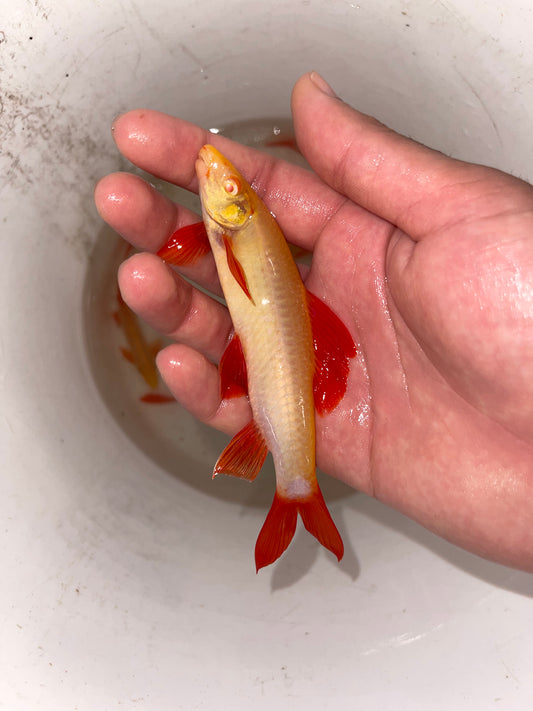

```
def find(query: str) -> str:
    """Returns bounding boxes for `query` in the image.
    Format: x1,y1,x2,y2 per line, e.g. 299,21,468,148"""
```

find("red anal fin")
157,222,211,266
223,235,254,303
255,485,344,572
306,290,357,415
219,333,248,399
214,420,268,481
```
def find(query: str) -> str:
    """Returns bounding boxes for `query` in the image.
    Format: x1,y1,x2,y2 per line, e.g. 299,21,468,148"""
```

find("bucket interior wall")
2,1,533,709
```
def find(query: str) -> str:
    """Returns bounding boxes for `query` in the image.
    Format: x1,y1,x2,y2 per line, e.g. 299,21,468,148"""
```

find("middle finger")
118,251,232,363
95,171,222,294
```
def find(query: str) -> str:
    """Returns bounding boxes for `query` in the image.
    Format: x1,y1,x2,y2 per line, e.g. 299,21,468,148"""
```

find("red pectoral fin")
219,333,248,399
306,290,357,415
223,235,254,303
213,420,268,481
157,222,211,266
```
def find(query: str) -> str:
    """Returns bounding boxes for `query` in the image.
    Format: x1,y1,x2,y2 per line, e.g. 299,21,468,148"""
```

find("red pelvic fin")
255,486,344,571
219,333,248,399
306,290,357,415
223,235,254,303
214,420,268,482
157,222,211,266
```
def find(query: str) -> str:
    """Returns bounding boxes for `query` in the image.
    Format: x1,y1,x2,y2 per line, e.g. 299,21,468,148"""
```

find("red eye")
224,177,241,195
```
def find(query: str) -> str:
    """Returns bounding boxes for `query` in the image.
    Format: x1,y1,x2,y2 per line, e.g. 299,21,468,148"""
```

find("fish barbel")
193,145,355,571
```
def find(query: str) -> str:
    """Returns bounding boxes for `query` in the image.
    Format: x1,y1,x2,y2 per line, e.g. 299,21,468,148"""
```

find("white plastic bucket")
2,1,533,708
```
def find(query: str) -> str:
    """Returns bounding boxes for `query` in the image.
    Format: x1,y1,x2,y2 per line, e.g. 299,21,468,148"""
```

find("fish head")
196,145,254,230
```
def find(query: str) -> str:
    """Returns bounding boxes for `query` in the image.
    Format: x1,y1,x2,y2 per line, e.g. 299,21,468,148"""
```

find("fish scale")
220,240,316,493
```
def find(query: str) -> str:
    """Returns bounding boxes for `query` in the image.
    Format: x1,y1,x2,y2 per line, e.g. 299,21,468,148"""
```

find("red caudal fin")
255,486,344,571
214,420,268,482
255,491,298,571
298,487,344,562
157,222,211,266
219,333,248,399
306,290,357,415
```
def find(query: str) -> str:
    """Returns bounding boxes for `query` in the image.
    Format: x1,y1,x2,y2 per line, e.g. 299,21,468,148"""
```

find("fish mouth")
195,144,222,193
195,145,223,223
196,144,228,174
195,143,231,205
195,145,210,186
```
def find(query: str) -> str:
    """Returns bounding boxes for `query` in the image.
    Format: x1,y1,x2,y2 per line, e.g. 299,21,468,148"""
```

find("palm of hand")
308,177,533,563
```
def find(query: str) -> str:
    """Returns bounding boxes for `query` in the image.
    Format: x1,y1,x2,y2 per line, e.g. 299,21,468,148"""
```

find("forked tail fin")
255,486,344,572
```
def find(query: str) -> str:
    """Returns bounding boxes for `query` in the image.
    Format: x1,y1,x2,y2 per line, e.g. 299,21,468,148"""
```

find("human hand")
94,72,533,571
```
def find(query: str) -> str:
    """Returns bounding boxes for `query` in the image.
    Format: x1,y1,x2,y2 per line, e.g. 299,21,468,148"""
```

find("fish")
114,242,175,404
114,288,160,390
160,145,356,570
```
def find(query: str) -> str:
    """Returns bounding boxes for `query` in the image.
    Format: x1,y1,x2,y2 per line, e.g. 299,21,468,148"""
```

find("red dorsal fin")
157,222,211,266
219,333,248,399
306,290,357,415
255,485,344,571
213,420,268,481
223,235,254,303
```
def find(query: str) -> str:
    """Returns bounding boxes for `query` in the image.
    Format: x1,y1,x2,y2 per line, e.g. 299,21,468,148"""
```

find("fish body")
197,146,316,502
193,145,355,570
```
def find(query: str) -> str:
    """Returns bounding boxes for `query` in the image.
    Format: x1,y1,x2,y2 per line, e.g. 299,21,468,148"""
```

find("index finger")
111,109,346,249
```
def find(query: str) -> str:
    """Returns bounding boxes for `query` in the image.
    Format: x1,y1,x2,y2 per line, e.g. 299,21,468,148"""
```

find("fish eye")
223,176,241,195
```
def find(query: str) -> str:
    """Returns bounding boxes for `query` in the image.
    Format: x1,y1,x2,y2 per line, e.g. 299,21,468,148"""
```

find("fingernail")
309,71,337,98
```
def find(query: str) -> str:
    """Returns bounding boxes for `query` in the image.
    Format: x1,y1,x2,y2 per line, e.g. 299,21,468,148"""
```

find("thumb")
291,72,513,241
